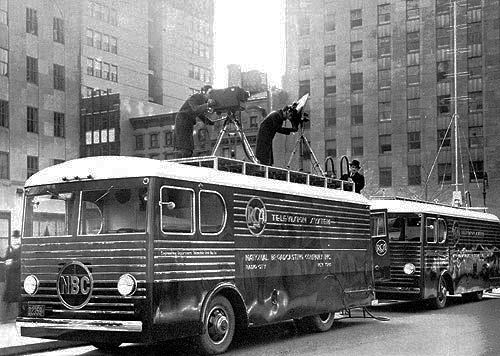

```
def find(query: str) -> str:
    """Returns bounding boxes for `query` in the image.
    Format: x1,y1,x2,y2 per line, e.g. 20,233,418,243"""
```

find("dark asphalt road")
33,293,500,356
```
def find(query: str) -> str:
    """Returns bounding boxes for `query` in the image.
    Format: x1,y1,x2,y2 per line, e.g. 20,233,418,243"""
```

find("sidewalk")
0,320,85,356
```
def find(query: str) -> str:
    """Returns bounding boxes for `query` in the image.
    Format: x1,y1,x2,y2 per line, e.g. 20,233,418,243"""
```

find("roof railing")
169,156,355,192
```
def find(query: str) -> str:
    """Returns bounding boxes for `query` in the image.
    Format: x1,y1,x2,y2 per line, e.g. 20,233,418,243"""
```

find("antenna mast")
451,0,462,206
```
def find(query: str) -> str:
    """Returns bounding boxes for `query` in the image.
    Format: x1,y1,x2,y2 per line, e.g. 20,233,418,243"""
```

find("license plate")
27,304,45,317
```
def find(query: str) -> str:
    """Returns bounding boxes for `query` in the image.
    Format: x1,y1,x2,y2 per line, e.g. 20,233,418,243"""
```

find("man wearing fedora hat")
341,159,365,193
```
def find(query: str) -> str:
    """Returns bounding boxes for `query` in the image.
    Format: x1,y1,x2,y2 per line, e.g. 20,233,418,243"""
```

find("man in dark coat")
341,159,365,193
255,108,298,165
174,85,215,158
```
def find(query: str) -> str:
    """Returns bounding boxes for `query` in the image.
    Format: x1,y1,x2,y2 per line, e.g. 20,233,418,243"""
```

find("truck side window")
160,186,194,234
199,191,226,234
438,219,447,243
371,213,386,237
426,217,436,243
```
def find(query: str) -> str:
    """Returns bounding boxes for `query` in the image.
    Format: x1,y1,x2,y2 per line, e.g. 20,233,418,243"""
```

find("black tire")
430,276,448,309
91,342,122,353
300,312,335,333
463,290,484,302
197,295,235,355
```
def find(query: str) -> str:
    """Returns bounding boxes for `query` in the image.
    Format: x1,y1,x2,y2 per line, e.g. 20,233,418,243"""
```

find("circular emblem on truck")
246,197,267,236
375,239,388,256
57,261,93,309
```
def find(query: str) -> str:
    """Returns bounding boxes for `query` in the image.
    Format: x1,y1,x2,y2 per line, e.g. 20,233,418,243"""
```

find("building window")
27,155,38,178
109,8,118,26
380,167,392,187
408,131,421,150
438,163,452,184
94,59,102,78
94,31,102,50
0,99,7,128
249,115,258,128
379,134,392,154
469,126,483,147
86,28,93,46
26,7,38,35
0,0,7,25
467,22,482,45
378,36,391,57
110,65,118,82
408,98,420,119
408,165,421,185
102,62,110,80
468,92,483,112
0,151,8,179
325,139,336,157
165,131,173,146
86,58,94,76
325,12,335,31
0,47,7,76
27,106,38,133
299,48,310,66
351,9,362,28
53,64,65,91
437,61,450,82
324,76,336,96
299,80,310,97
53,17,64,44
110,37,117,54
436,28,450,47
102,34,109,51
352,137,363,156
351,105,363,125
54,112,65,138
406,0,420,19
378,4,391,24
378,69,391,89
325,107,336,127
26,56,38,84
298,16,310,36
407,32,420,52
407,65,420,85
351,41,363,61
351,72,363,92
437,95,450,114
150,133,159,148
135,135,144,150
437,129,451,148
324,45,336,64
469,160,484,181
379,101,391,122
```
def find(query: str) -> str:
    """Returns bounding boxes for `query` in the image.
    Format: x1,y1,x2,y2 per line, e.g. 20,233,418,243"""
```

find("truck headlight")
403,263,415,275
24,275,39,295
117,274,137,296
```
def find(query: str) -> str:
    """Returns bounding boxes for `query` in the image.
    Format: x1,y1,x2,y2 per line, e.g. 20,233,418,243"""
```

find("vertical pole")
453,1,459,194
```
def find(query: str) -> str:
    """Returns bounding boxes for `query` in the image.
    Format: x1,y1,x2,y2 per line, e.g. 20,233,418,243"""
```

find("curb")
1,341,88,356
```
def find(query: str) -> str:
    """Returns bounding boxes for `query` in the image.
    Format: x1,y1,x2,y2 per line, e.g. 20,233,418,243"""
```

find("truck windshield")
23,184,149,237
79,187,148,235
24,191,76,237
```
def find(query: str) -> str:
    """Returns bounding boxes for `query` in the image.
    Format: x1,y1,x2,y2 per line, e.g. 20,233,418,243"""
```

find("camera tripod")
286,121,325,176
211,110,259,164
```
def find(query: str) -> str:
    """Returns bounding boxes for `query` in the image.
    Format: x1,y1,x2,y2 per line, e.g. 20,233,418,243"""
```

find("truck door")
371,211,390,280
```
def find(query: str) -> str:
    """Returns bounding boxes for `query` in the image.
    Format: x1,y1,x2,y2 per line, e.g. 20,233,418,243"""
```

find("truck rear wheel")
197,295,235,355
300,312,335,332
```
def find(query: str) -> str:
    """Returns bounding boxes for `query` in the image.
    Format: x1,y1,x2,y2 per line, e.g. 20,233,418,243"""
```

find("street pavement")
0,320,86,356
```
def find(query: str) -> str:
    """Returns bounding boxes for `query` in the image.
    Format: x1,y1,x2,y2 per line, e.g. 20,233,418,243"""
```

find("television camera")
207,86,257,163
208,86,250,113
284,93,309,130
